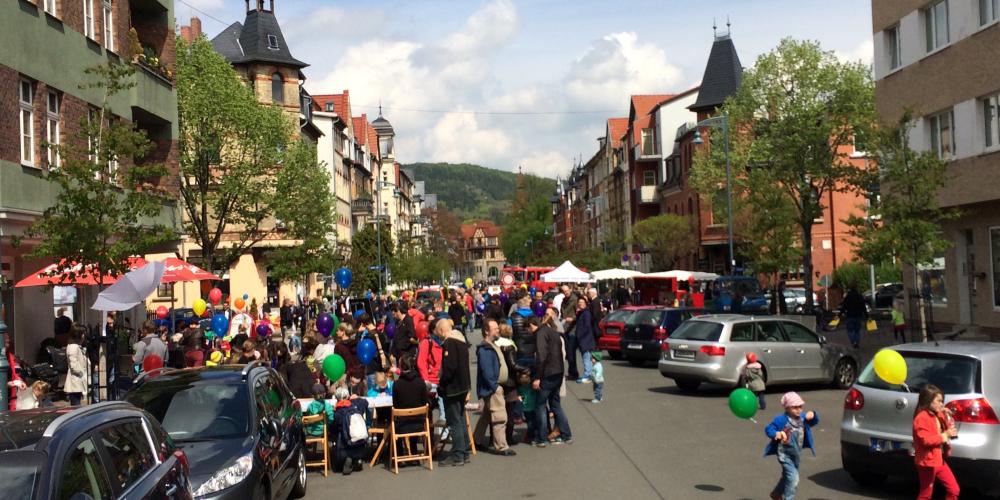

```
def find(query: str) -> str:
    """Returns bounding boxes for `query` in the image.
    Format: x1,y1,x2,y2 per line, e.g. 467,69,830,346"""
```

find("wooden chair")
368,406,389,468
302,412,329,476
389,405,433,474
464,392,477,456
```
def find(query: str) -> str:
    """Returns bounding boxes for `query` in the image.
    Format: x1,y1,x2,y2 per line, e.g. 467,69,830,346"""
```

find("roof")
628,94,674,145
352,116,368,146
607,118,629,148
210,9,308,69
367,121,379,152
313,92,350,117
371,113,394,135
460,221,500,239
689,35,742,112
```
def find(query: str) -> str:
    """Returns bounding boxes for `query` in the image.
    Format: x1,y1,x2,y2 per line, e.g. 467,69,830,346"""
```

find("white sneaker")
576,378,592,384
591,399,602,404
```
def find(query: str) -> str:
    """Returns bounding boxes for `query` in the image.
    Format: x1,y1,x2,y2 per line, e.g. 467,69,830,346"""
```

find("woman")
912,384,960,499
333,323,360,377
392,354,429,435
574,297,596,384
357,314,389,389
65,327,91,406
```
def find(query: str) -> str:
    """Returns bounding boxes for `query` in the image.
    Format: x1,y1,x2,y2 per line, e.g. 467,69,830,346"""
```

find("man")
529,316,572,446
560,285,581,380
132,320,168,369
437,319,472,466
182,319,205,367
279,298,294,337
587,288,604,334
473,318,514,456
509,294,536,368
464,291,475,334
551,285,567,318
54,308,73,341
613,284,631,309
448,294,466,336
391,301,418,362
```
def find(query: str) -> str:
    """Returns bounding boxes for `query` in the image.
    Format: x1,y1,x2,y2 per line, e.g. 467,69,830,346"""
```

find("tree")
175,36,290,274
501,173,553,265
266,140,338,283
392,243,450,287
347,224,394,294
630,214,699,271
23,60,174,285
845,115,957,341
691,38,876,311
423,206,463,272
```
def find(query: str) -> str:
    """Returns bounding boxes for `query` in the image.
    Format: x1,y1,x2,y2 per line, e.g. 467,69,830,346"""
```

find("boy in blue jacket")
763,392,819,500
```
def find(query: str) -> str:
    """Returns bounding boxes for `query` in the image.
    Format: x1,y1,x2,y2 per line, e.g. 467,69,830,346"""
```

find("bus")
632,270,718,307
500,266,558,292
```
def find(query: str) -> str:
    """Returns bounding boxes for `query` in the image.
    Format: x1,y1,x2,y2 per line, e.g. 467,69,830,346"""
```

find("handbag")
827,317,841,328
866,319,878,332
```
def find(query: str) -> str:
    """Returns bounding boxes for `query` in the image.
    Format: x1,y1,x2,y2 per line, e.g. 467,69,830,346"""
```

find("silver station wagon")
841,342,1000,496
657,314,859,392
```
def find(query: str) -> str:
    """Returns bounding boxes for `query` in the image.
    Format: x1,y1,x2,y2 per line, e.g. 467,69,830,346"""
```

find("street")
303,325,980,500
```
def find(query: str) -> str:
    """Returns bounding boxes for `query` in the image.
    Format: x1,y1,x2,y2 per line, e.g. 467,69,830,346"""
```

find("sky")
177,0,875,178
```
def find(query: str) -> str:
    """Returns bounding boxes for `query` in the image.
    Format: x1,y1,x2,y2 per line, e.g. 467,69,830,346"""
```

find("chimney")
180,17,203,44
256,0,265,12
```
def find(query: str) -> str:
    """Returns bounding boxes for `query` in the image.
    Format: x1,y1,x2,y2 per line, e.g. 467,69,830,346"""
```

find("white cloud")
519,151,572,179
423,113,513,164
835,39,874,65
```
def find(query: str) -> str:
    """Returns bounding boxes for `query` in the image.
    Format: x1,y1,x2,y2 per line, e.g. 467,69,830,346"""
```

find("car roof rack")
43,401,133,438
133,366,179,385
241,360,266,379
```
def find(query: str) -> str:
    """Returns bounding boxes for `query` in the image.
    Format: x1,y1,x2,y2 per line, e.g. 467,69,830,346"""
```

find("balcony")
351,197,373,215
635,185,658,205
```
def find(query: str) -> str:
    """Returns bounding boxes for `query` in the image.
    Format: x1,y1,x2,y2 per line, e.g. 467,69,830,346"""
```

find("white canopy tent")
540,261,594,283
591,268,644,281
640,270,719,282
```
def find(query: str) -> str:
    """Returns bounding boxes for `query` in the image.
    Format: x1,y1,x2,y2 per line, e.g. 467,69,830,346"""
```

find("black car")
863,283,904,309
126,363,306,500
620,307,705,366
0,402,193,500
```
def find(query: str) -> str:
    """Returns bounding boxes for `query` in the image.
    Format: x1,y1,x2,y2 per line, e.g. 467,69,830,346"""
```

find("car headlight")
194,452,254,497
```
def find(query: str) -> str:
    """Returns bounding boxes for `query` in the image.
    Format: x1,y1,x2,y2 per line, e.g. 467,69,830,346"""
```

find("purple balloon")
316,313,334,337
384,322,396,339
499,292,508,304
532,299,547,317
256,323,270,339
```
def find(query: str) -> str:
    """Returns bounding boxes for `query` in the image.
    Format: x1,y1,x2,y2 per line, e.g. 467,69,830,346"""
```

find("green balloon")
729,388,758,419
322,354,346,382
332,314,340,331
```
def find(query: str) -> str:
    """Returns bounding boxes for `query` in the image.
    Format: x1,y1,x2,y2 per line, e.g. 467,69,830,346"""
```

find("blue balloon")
242,293,249,300
211,313,229,335
353,309,365,320
476,302,486,313
357,338,376,365
335,267,353,288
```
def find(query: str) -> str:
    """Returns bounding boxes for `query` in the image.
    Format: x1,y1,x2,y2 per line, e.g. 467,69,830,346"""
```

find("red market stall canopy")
127,257,220,283
15,260,123,287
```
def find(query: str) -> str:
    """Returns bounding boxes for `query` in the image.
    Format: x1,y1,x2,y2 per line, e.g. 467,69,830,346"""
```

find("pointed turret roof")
689,34,742,112
211,7,307,70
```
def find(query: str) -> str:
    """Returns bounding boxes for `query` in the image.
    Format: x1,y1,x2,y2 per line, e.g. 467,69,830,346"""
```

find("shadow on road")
808,468,913,499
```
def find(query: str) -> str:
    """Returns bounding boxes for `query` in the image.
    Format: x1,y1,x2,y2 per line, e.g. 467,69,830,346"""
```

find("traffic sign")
501,273,515,286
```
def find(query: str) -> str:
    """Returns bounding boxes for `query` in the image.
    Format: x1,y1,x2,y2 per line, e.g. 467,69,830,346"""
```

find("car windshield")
416,291,438,301
629,310,663,327
605,310,632,323
857,352,979,394
128,382,250,441
668,320,724,341
717,279,762,296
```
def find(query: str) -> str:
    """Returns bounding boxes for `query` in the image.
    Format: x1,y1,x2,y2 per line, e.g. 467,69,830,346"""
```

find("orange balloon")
234,298,246,310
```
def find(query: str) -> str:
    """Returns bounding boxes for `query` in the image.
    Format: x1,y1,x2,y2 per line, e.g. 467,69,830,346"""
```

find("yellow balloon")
192,298,207,316
873,349,907,385
465,278,473,287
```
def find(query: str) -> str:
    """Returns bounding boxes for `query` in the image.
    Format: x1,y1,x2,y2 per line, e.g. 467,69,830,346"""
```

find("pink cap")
781,392,805,408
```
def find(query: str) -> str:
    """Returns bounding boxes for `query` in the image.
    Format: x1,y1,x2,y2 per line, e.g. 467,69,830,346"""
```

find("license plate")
869,438,903,453
628,343,643,350
674,349,696,359
607,328,619,335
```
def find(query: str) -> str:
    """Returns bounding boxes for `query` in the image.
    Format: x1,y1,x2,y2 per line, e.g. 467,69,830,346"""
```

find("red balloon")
155,305,168,319
142,354,164,373
208,288,223,305
415,320,429,340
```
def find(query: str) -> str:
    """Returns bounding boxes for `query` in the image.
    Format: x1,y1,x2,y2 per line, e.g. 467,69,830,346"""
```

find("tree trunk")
913,260,929,343
800,221,816,314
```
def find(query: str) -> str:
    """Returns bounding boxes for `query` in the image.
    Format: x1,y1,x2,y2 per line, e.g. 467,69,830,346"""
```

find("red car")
597,306,649,359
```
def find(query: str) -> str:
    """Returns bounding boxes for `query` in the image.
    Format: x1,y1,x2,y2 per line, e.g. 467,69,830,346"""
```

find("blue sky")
178,0,874,177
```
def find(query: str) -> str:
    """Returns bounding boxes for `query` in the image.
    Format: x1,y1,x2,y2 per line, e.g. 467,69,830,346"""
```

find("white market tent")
591,268,644,281
641,270,719,282
540,260,595,283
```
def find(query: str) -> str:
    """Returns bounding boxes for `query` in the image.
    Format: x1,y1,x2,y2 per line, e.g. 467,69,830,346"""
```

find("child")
15,380,52,410
891,303,907,344
304,383,334,437
591,351,605,403
764,392,819,500
366,371,393,397
516,371,537,444
744,352,766,409
205,350,223,367
346,368,367,399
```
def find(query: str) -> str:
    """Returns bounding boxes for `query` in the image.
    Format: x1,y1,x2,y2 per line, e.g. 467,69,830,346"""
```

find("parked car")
598,307,643,360
415,287,445,306
657,314,858,392
709,276,769,314
862,282,904,309
126,363,307,500
619,307,706,366
0,401,193,500
840,341,1000,496
779,287,818,314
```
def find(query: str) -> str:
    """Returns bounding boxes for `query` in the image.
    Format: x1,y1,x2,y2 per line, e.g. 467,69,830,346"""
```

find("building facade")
872,0,1000,331
460,221,505,282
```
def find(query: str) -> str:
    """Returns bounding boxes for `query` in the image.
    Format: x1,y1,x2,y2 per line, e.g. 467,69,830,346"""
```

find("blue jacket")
575,309,596,352
333,399,369,449
476,343,501,399
763,411,820,457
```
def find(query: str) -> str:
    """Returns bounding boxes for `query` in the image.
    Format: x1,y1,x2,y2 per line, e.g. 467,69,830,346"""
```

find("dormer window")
325,103,333,112
267,35,279,49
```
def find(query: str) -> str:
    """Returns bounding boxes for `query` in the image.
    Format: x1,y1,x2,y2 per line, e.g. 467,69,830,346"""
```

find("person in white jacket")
65,327,91,406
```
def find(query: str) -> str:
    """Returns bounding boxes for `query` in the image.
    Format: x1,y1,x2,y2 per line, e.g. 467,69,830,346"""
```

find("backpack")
346,409,368,446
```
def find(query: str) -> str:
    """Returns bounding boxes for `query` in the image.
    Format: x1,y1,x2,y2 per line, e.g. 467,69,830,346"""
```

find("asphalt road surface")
303,325,992,500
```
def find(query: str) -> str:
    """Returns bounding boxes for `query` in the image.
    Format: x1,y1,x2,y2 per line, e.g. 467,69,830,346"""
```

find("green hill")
404,162,556,224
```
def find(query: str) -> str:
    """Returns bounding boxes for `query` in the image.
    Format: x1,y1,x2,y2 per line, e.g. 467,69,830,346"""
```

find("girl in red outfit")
912,384,960,500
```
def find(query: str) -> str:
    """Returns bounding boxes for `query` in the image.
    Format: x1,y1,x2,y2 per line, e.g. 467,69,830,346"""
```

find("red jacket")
417,337,443,385
912,409,949,467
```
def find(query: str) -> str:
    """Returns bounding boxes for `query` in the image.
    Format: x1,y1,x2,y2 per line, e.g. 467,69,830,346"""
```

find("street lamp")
692,112,735,273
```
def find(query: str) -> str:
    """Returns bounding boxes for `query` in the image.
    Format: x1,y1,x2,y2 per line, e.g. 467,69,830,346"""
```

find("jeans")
580,351,593,380
593,382,603,401
443,394,470,461
535,374,571,442
564,334,579,379
756,391,766,410
845,317,862,347
893,325,907,344
68,393,83,406
772,447,801,500
466,313,475,333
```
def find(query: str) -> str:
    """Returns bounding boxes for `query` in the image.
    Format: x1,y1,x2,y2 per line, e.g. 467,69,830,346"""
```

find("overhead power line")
176,0,233,27
354,105,621,116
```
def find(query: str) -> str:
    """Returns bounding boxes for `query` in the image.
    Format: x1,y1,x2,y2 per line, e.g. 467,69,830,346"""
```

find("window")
985,93,1000,149
781,321,818,343
885,25,901,70
325,102,333,112
642,169,655,186
43,0,57,15
106,117,119,181
929,109,955,159
758,321,785,342
83,0,95,39
918,256,948,306
271,72,283,104
46,92,60,168
924,0,949,52
729,323,757,342
19,79,34,166
58,437,112,500
98,421,155,493
640,128,655,155
982,0,999,25
87,107,99,171
102,0,114,51
991,227,1000,308
267,34,279,49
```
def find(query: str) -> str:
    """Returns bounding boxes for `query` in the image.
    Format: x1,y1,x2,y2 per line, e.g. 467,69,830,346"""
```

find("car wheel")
674,379,701,393
290,446,307,498
627,359,645,367
609,351,623,360
844,463,887,487
833,359,857,390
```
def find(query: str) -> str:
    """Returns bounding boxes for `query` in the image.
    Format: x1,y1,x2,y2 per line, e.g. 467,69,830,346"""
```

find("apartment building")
872,0,1000,331
313,91,360,246
461,221,505,282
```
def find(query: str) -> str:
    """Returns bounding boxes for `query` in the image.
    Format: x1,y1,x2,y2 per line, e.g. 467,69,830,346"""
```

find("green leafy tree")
267,140,337,283
630,214,699,271
347,224,394,294
23,60,174,285
175,36,289,274
501,174,553,265
691,38,875,311
392,243,450,287
845,116,957,341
